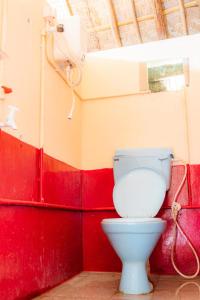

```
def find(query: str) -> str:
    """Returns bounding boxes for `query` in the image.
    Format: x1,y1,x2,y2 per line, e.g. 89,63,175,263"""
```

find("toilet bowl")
102,218,166,294
101,148,172,295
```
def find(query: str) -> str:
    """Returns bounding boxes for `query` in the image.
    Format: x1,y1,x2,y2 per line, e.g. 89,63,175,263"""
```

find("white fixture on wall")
0,51,19,130
43,1,87,119
0,105,19,130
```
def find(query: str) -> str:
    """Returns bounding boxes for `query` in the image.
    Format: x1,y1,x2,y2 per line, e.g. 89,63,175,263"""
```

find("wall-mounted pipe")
183,87,191,162
0,1,4,49
45,32,82,100
0,198,199,211
0,198,82,211
0,0,7,83
44,33,151,102
38,31,46,202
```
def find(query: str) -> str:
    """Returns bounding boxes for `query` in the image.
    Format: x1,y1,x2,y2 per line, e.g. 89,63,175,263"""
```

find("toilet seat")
113,168,166,218
102,217,162,224
102,217,166,234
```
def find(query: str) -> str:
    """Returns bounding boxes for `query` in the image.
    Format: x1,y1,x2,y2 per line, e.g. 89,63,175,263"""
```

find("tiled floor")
34,272,200,300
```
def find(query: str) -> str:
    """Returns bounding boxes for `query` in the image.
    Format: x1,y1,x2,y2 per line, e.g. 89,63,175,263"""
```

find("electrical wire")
53,29,84,119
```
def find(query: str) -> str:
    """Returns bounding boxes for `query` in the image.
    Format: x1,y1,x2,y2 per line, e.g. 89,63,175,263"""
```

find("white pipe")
39,30,46,149
183,87,191,162
0,0,7,83
45,32,82,100
45,33,152,101
0,0,5,51
67,89,76,120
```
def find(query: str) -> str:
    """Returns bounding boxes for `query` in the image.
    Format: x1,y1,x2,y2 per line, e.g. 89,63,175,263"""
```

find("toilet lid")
113,168,166,218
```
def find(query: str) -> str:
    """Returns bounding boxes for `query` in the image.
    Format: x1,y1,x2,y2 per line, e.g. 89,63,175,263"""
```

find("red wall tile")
0,131,39,201
82,169,114,209
0,206,82,300
151,209,200,275
43,154,82,208
163,165,189,207
83,211,121,272
188,165,200,206
0,131,83,300
2,129,200,297
81,166,189,210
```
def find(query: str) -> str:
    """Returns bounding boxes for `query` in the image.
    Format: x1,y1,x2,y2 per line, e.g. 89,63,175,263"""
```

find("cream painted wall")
77,57,148,99
1,0,82,168
81,91,188,169
2,0,200,170
43,62,82,168
81,34,200,169
1,0,42,147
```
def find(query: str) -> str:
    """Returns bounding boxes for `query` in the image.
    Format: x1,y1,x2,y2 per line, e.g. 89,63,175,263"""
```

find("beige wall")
81,34,200,169
2,1,200,170
43,62,82,168
1,0,82,168
77,57,148,99
1,0,42,147
81,91,189,169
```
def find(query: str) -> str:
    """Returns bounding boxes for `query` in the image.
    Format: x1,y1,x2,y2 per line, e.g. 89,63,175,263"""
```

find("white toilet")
101,148,173,295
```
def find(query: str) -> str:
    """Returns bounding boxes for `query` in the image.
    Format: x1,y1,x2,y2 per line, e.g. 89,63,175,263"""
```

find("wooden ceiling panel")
112,0,134,22
186,6,200,33
119,24,141,45
139,19,158,41
66,0,200,52
134,0,154,17
162,0,179,10
165,11,185,36
97,29,118,49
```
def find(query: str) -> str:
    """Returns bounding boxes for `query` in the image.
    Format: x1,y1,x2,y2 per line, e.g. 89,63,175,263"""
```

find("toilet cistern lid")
113,168,166,218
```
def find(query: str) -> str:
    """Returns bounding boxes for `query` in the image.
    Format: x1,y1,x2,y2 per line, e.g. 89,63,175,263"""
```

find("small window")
147,58,189,93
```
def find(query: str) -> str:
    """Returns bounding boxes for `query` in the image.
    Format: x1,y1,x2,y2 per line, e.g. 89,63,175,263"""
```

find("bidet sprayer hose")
171,160,200,279
66,63,82,88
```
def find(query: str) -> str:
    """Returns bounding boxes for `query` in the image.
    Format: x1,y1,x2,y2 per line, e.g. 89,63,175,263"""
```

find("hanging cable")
171,160,200,279
65,61,83,119
67,88,76,120
53,27,84,119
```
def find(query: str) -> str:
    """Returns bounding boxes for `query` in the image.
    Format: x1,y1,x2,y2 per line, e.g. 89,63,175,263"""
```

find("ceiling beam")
106,0,122,47
130,0,142,43
197,0,200,11
164,1,197,15
86,0,101,50
65,0,73,16
87,1,197,33
178,0,189,35
151,0,168,39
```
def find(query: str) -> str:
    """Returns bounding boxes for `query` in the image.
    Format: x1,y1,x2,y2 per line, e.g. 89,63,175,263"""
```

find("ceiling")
65,0,200,52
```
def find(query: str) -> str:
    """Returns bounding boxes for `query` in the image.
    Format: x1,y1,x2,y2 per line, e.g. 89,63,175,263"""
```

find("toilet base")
119,262,153,295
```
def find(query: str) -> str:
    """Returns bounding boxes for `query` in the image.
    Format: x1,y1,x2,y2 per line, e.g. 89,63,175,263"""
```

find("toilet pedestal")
120,261,153,294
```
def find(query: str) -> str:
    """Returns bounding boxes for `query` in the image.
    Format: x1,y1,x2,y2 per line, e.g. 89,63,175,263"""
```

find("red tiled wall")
43,153,82,208
0,131,83,300
2,129,200,299
188,165,200,206
81,169,114,209
0,130,39,201
150,209,200,275
0,207,82,300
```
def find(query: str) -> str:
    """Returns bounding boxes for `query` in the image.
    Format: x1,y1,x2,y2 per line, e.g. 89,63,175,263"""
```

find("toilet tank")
113,148,173,190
